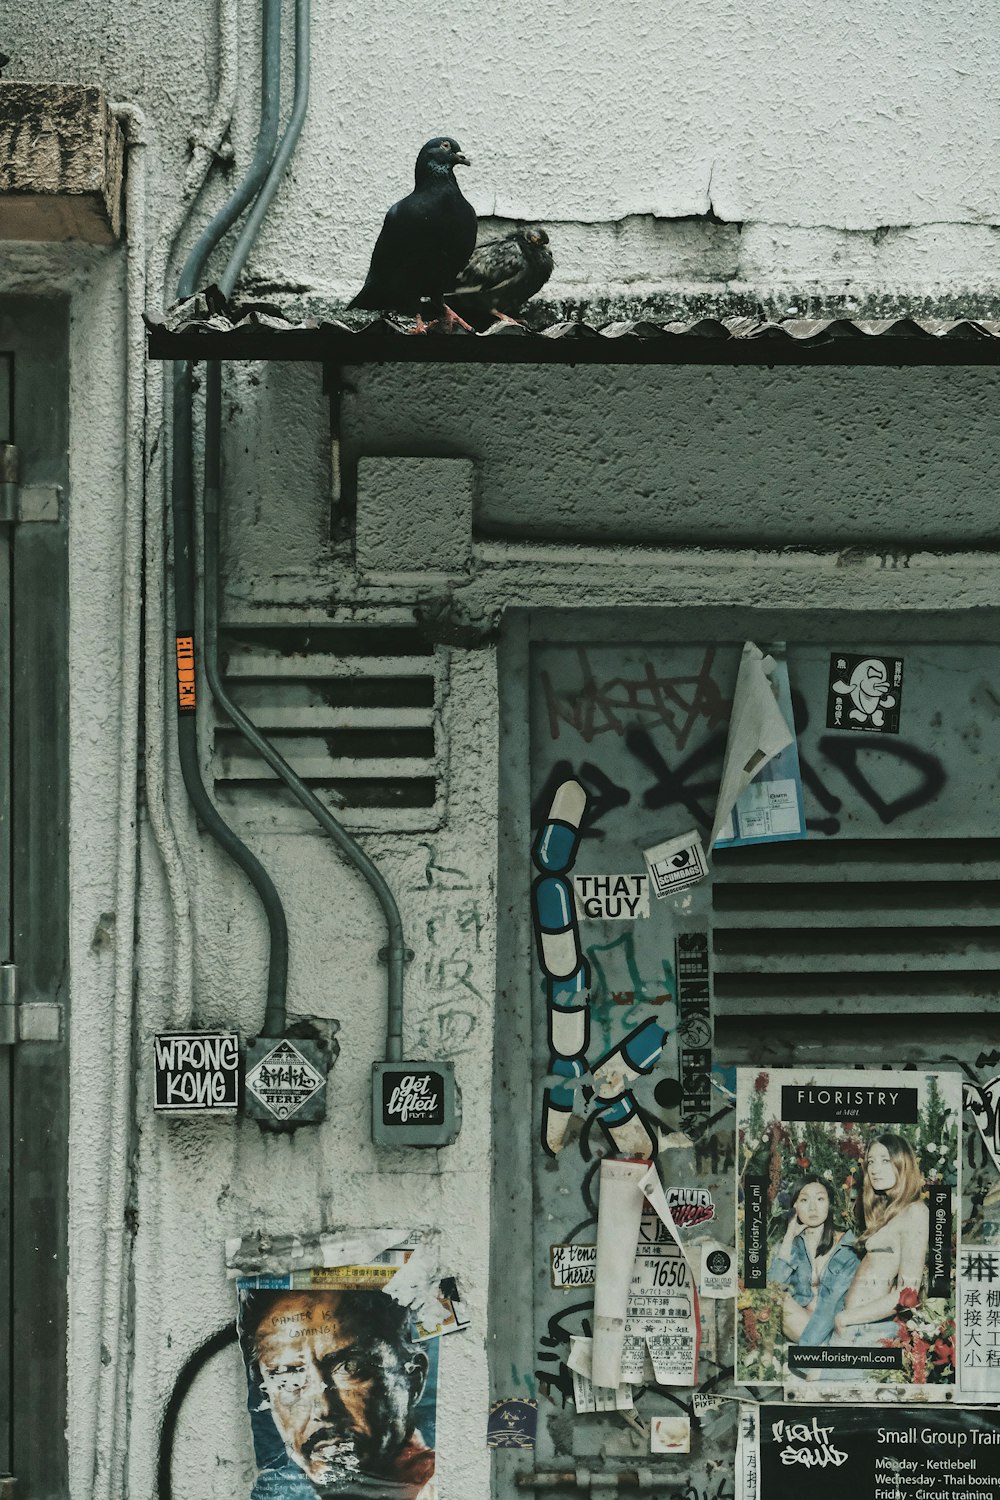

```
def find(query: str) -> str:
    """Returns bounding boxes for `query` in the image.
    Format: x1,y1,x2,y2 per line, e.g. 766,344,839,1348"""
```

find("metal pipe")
219,0,311,297
514,1473,679,1492
95,94,148,1500
170,0,289,1031
145,0,241,1030
202,0,408,1056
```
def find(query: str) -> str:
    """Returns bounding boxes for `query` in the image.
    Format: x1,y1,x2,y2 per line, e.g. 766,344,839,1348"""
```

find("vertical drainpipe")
169,0,289,1030
201,0,409,1057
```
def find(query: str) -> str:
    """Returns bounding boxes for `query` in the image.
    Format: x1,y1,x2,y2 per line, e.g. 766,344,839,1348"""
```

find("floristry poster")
736,1067,960,1400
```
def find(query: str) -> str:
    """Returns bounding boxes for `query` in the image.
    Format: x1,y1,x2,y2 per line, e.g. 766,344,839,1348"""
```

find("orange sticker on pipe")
175,634,196,713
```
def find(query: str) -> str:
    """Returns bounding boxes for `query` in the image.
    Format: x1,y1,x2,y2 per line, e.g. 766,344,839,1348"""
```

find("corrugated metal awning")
145,303,1000,366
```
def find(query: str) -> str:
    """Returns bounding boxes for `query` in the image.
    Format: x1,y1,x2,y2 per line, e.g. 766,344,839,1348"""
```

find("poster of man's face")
239,1286,438,1500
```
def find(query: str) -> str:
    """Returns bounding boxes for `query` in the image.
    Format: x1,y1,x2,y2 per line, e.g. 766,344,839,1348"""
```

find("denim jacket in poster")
769,1228,859,1345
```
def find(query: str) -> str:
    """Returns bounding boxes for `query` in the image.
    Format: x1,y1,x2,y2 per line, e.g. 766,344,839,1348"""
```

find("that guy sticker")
573,874,649,919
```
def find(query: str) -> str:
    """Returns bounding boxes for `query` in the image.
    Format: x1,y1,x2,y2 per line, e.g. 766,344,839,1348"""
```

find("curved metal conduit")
170,0,289,1028
202,0,408,1055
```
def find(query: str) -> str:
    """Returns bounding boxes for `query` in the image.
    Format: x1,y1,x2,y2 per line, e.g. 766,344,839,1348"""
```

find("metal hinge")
0,966,62,1045
0,1473,17,1499
0,442,62,523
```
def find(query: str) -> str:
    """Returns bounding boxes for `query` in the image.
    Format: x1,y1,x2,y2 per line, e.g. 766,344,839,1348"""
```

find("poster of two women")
737,1067,960,1399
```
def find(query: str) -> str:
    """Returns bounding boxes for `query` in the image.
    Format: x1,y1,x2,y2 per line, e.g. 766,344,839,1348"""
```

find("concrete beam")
0,84,124,243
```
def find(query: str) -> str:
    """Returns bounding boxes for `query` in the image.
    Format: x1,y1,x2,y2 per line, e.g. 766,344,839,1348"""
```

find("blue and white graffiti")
531,778,666,1157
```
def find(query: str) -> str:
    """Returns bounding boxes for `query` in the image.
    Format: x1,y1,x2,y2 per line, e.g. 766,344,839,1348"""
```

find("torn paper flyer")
710,642,794,848
714,645,804,848
568,1336,635,1412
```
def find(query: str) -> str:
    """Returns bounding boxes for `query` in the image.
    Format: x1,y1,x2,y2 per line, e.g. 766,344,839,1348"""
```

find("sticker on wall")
699,1242,736,1298
692,1392,727,1419
573,873,650,919
237,1278,439,1498
964,1076,1000,1176
650,1415,691,1454
244,1038,325,1121
827,652,903,732
550,1243,597,1289
643,830,707,897
736,1067,960,1399
676,932,713,1138
486,1398,537,1449
665,1186,716,1230
153,1030,239,1113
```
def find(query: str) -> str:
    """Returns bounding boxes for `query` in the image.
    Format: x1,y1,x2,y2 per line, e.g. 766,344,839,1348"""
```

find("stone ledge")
0,83,124,243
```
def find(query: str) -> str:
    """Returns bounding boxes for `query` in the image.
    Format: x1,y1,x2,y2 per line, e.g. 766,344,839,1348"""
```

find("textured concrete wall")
2,3,1000,1498
3,0,1000,301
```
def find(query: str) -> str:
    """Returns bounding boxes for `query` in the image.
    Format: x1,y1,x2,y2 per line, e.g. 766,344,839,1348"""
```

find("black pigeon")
349,137,478,331
447,226,553,325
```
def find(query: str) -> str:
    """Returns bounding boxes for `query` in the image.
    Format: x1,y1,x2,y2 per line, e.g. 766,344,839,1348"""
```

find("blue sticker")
487,1398,537,1449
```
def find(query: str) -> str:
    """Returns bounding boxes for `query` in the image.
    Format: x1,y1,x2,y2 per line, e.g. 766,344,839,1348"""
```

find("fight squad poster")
742,1404,1000,1500
736,1067,960,1399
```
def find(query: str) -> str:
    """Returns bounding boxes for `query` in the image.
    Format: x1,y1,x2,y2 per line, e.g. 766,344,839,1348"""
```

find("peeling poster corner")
233,1233,463,1500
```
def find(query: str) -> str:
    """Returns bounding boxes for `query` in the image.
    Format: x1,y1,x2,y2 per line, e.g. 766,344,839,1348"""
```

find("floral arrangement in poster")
735,1067,960,1399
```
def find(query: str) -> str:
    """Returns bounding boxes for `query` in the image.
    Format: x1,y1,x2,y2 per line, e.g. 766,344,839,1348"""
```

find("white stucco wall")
4,0,1000,302
2,2,1000,1497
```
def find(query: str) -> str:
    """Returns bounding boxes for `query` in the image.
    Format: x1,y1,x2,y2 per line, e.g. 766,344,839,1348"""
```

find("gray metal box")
243,1036,328,1125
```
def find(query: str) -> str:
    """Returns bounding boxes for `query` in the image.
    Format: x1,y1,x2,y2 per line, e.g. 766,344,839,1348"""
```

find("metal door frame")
0,296,70,1499
492,601,1000,1497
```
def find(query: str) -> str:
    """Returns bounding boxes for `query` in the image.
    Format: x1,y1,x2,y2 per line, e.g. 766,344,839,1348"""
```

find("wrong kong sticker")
736,1066,960,1401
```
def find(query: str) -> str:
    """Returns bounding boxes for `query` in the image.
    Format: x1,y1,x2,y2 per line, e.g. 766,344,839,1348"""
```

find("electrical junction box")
371,1061,461,1147
243,1035,329,1125
153,1031,240,1114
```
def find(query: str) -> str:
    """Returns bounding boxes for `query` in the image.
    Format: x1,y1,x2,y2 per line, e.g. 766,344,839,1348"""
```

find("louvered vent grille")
213,625,444,830
711,838,1000,1014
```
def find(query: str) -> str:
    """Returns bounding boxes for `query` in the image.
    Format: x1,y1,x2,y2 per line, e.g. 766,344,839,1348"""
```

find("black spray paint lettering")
541,646,731,749
625,716,946,838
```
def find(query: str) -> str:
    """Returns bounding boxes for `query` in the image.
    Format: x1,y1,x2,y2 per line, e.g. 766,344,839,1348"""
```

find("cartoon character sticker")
826,653,903,733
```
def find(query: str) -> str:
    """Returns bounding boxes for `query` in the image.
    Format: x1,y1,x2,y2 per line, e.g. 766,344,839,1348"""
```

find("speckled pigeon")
348,137,478,331
447,226,553,324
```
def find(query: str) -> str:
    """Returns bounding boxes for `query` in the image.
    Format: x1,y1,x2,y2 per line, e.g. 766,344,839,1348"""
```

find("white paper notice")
736,1405,760,1500
710,642,794,848
619,1216,698,1384
568,1335,635,1412
714,778,801,843
643,830,708,898
960,1246,1000,1399
592,1160,649,1386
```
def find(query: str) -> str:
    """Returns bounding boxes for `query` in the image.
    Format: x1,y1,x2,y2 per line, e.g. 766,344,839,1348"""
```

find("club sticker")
827,653,903,733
